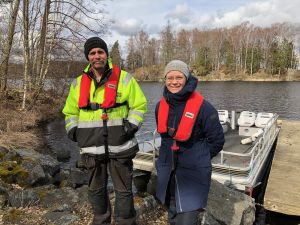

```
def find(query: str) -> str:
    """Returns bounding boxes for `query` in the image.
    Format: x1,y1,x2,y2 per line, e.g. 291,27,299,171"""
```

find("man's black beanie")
84,37,108,60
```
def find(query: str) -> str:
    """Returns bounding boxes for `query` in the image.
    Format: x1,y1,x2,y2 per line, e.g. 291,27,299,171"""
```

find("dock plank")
264,120,300,216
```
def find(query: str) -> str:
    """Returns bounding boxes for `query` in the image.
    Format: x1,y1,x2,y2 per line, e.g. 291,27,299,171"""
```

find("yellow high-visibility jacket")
62,60,147,157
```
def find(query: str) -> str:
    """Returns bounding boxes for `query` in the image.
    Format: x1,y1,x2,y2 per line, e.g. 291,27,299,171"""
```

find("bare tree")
160,21,175,65
175,29,192,63
24,0,110,106
134,30,149,68
0,0,21,94
22,0,30,109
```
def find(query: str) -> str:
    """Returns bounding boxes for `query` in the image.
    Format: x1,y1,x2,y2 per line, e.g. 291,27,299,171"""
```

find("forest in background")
124,22,299,80
1,0,300,110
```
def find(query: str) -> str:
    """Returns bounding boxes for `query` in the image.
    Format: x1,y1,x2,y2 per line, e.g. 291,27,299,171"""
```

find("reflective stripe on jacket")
62,59,147,156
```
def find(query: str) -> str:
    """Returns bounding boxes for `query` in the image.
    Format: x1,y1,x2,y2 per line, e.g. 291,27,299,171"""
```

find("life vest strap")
87,102,128,111
167,127,176,137
78,64,121,110
157,91,204,142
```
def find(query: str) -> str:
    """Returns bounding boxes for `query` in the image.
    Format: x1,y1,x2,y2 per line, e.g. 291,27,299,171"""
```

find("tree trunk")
22,0,30,109
35,0,50,87
0,0,21,94
250,45,254,75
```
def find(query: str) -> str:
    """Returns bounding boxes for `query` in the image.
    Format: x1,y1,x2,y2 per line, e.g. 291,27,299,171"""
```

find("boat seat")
237,111,256,127
218,110,230,125
255,112,274,128
218,110,230,133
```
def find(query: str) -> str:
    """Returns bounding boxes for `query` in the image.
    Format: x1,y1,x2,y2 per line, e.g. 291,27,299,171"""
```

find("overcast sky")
99,0,300,52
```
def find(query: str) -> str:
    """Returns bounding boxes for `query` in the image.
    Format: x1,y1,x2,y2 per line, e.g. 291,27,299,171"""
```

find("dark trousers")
165,173,199,225
88,157,136,225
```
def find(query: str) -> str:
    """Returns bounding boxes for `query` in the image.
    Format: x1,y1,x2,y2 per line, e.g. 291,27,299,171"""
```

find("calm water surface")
139,81,300,134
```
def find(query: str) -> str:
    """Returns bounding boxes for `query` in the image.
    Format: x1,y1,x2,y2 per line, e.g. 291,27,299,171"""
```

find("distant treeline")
5,23,300,82
112,22,299,81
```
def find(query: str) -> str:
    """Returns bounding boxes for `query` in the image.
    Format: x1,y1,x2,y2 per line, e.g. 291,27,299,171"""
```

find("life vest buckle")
171,140,179,151
167,127,176,137
102,112,108,120
90,102,100,110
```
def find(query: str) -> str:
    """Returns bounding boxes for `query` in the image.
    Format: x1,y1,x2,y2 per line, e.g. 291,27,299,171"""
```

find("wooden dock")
264,120,300,216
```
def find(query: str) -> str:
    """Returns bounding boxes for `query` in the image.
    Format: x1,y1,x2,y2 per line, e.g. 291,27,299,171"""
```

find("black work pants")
87,156,136,225
165,173,199,225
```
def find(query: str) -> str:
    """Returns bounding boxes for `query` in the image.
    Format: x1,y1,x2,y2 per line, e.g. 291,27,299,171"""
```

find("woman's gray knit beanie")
164,60,190,79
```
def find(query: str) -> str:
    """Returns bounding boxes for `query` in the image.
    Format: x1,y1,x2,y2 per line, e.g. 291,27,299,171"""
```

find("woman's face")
165,70,187,93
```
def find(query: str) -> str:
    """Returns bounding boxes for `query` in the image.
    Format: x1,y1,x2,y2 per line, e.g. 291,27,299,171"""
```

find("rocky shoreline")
0,91,258,225
0,145,257,225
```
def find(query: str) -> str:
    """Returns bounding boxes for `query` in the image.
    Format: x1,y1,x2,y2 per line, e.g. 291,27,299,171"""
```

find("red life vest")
78,65,121,109
157,91,204,141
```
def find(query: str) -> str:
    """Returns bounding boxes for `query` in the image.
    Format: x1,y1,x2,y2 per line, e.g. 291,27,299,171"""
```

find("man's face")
88,47,107,70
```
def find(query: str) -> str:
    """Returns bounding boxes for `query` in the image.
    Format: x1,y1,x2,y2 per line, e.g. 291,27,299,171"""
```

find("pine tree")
110,41,122,68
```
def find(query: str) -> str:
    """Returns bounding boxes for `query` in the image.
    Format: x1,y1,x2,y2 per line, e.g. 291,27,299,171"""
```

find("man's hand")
67,127,78,142
124,120,138,139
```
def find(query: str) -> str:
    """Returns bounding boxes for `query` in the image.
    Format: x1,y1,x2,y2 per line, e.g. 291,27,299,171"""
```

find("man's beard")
92,60,106,70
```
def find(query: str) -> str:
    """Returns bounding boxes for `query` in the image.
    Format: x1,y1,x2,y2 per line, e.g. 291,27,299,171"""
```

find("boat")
133,110,281,197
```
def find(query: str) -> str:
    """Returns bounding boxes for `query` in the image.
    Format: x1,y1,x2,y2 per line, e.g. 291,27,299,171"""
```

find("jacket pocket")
77,153,96,169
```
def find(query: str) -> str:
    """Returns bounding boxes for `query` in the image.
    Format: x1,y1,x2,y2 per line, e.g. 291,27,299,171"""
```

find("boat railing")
136,129,160,152
134,130,159,172
249,114,279,172
213,113,279,173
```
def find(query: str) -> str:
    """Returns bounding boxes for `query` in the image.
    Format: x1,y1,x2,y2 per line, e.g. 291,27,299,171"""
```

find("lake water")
138,81,300,134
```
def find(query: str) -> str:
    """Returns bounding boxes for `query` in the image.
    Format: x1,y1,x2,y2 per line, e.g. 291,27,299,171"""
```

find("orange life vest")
157,91,204,142
78,65,121,109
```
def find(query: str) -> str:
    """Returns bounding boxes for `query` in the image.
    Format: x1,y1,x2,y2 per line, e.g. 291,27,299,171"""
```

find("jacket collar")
83,59,112,87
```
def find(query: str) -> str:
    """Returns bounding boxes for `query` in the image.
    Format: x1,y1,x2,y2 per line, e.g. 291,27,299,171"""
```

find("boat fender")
241,128,263,145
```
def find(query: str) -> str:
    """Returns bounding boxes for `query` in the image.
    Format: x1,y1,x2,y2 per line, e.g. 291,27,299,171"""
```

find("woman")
155,60,225,225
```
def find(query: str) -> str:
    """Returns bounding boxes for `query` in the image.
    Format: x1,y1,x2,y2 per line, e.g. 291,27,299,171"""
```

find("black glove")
124,120,138,139
67,127,78,142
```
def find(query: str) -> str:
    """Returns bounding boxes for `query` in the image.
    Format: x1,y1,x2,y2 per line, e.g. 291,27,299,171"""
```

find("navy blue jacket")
155,75,225,212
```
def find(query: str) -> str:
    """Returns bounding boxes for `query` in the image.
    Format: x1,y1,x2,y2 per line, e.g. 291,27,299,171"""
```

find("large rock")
14,149,60,176
199,179,255,225
8,188,40,208
1,148,60,186
55,148,71,162
21,160,46,185
37,186,87,208
0,146,9,159
7,184,88,208
146,175,255,225
0,179,11,207
67,167,89,188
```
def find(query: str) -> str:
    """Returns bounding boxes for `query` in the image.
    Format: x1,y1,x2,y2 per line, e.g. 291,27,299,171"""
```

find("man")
63,37,147,225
